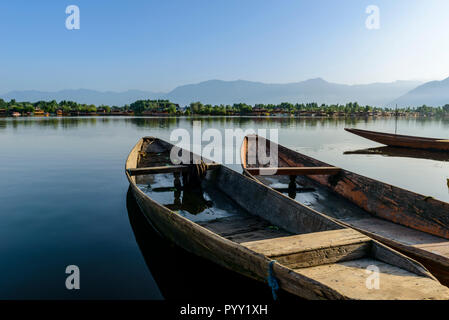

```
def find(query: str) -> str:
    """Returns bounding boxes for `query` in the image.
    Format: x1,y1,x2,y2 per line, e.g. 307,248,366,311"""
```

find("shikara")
241,135,449,286
125,136,449,300
345,128,449,151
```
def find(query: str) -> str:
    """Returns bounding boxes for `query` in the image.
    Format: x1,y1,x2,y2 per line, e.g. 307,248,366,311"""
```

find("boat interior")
243,136,449,284
127,137,447,299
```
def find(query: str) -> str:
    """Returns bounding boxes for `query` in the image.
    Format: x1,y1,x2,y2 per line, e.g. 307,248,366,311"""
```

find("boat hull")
345,128,449,151
241,135,449,286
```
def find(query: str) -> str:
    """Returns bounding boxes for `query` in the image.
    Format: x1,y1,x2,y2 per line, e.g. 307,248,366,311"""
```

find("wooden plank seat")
241,229,371,269
246,167,341,176
128,163,220,176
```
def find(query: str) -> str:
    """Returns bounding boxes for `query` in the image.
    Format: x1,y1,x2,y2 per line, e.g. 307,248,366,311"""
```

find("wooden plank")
296,259,449,300
241,229,370,257
128,163,220,176
241,229,371,268
246,167,341,176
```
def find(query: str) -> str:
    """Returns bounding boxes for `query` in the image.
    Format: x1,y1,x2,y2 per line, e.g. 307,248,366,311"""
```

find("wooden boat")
125,136,449,300
241,135,449,286
344,146,449,162
345,128,449,151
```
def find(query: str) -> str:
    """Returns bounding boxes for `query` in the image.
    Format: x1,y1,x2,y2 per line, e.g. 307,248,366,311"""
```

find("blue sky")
1,0,449,93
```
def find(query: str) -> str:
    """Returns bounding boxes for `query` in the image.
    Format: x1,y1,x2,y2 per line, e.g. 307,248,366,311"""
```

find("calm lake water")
1,116,448,299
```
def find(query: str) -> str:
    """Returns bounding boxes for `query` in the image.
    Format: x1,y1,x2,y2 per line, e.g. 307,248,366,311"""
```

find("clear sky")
1,0,449,93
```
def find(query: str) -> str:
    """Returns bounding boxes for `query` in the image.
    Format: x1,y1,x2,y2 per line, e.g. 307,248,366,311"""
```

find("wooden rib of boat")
345,128,449,151
126,136,449,300
241,134,449,286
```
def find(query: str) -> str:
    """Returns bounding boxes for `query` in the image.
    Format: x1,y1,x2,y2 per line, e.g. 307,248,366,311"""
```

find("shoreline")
1,114,447,119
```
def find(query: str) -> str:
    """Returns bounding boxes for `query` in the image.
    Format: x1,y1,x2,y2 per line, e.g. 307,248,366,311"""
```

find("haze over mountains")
393,77,449,107
2,77,447,107
166,79,422,107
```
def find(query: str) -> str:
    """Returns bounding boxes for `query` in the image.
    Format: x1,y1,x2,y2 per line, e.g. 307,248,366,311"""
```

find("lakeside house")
33,108,45,116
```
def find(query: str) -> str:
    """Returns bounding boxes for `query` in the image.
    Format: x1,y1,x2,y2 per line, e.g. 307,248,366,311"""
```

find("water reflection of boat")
345,128,449,151
241,135,449,286
344,146,449,162
126,187,282,301
125,136,449,300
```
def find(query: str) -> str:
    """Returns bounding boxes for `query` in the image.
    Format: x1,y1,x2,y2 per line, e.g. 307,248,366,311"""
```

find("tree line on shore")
1,98,449,117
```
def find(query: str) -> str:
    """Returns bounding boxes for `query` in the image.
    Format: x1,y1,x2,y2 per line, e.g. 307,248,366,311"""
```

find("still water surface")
1,116,448,299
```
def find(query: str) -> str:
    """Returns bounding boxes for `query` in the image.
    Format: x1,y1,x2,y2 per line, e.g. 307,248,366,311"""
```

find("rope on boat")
267,260,279,301
182,160,208,187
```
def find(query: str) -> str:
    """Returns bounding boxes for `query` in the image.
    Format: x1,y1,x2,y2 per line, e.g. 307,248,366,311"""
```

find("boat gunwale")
345,128,447,142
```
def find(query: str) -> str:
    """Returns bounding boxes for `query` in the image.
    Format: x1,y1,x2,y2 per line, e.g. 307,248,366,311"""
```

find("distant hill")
1,79,422,107
392,77,449,107
0,89,162,106
165,79,422,106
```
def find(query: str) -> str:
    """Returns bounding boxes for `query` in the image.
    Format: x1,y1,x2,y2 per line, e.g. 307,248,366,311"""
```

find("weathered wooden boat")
241,135,449,286
125,136,449,300
345,128,449,151
344,146,449,162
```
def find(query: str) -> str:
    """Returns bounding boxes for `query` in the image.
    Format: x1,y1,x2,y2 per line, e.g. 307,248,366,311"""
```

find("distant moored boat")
345,128,449,151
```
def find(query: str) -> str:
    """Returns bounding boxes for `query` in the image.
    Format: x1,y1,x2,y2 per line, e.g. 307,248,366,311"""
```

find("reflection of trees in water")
129,117,180,129
0,117,103,129
1,116,449,131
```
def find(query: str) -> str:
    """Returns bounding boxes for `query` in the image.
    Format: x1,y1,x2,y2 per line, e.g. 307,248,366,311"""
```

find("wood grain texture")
242,229,371,268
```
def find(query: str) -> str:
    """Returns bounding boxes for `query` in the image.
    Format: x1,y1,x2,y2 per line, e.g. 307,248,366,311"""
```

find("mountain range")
1,77,447,107
392,77,449,107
